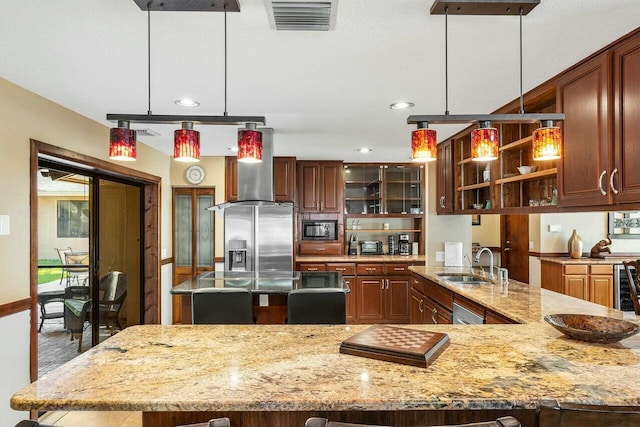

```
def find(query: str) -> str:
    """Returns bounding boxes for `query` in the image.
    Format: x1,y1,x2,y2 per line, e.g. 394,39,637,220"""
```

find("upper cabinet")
225,156,297,203
297,161,344,213
558,32,640,207
344,163,424,216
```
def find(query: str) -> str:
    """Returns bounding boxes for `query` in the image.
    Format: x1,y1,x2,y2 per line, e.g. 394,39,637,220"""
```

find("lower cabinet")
410,274,452,324
541,261,614,308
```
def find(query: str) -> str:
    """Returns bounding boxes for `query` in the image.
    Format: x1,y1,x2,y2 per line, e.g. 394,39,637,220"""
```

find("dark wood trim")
161,257,174,266
215,256,224,263
531,251,640,258
0,298,31,318
31,140,162,381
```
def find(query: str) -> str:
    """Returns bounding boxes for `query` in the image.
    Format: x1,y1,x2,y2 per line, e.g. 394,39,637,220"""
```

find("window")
57,200,89,238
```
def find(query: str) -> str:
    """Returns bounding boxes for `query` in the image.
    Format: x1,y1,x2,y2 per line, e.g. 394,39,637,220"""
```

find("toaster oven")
360,240,383,255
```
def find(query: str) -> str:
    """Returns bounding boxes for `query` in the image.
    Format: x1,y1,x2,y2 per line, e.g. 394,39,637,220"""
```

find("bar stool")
287,288,346,324
192,288,254,324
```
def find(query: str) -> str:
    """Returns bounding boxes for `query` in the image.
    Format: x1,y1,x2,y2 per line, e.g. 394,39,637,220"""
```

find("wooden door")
386,277,410,323
557,52,612,207
564,275,588,300
409,288,424,324
436,140,454,213
501,215,529,283
319,161,343,213
344,276,356,323
274,157,296,202
612,34,640,204
356,277,385,323
297,161,320,212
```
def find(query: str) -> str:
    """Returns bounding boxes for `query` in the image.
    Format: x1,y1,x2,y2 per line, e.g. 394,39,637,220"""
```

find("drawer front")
357,263,384,275
298,242,342,256
423,279,453,311
385,263,410,275
326,263,356,275
590,264,613,275
564,264,588,275
298,263,326,272
410,275,425,294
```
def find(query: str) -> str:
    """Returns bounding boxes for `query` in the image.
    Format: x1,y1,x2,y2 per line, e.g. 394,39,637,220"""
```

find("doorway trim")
30,140,161,381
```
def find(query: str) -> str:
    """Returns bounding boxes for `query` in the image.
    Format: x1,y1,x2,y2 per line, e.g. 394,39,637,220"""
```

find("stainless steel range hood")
208,128,293,211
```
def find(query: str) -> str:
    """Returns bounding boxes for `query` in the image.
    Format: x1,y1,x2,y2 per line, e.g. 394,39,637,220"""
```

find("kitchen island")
12,267,640,427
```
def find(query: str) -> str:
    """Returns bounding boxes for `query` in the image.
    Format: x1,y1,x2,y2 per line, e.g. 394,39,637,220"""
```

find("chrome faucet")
474,247,494,280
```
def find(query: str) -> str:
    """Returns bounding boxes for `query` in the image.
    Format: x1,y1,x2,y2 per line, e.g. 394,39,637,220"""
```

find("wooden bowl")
544,314,640,344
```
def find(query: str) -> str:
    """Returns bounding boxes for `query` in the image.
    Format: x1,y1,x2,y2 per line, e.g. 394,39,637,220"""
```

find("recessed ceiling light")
175,98,200,107
390,101,414,110
228,146,238,152
357,147,372,153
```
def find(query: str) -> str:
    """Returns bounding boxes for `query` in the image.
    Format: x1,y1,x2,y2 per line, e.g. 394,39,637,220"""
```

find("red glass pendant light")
533,120,562,160
471,121,499,162
174,122,200,162
109,121,137,161
238,123,262,163
411,122,437,162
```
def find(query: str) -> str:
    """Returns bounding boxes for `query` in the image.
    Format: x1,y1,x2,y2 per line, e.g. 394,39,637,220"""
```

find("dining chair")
287,288,346,324
64,252,90,286
304,416,520,427
192,288,254,324
95,271,127,331
176,417,231,427
54,247,73,285
622,260,640,315
537,398,640,427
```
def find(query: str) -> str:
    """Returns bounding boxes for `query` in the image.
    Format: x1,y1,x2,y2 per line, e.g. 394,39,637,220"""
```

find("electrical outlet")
435,251,445,262
549,224,561,233
0,215,9,235
529,241,534,250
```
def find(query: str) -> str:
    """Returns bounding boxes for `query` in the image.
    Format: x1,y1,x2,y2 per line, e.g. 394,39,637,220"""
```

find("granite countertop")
296,254,425,263
539,256,638,265
12,266,640,413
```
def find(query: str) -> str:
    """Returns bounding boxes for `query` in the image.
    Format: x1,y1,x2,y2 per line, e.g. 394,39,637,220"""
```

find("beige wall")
0,77,172,305
471,214,501,247
37,195,89,260
170,157,227,259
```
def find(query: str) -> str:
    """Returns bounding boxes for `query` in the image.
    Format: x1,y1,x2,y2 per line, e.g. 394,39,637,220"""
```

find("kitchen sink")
436,274,489,285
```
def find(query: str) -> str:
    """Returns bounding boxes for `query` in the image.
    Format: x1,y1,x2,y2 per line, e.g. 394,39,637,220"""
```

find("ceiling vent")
135,128,161,137
265,0,338,31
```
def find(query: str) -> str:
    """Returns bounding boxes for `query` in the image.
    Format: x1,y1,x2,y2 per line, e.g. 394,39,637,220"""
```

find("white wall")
0,311,30,425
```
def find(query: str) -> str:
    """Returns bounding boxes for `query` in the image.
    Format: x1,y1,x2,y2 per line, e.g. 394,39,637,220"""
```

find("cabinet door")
225,156,238,202
557,52,612,207
410,288,425,324
436,140,454,213
612,34,640,204
298,161,320,212
274,157,296,203
386,277,410,323
589,275,614,307
356,277,385,323
319,162,343,213
564,275,588,300
344,276,356,323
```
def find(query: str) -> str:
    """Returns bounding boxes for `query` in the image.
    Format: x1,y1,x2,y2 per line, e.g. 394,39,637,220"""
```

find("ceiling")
1,0,639,162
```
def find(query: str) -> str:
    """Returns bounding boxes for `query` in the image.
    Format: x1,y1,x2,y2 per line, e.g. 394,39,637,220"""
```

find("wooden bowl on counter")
544,314,640,344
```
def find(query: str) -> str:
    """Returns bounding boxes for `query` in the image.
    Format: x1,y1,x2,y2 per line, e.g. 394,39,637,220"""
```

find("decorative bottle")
567,229,583,259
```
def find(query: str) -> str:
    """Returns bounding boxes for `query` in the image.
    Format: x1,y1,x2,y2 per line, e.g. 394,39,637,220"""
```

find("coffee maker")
348,235,358,256
398,234,411,256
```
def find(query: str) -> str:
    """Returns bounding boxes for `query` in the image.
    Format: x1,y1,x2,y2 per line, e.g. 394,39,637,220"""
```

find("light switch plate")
0,215,9,235
259,294,269,307
435,251,445,262
549,224,561,233
529,241,534,250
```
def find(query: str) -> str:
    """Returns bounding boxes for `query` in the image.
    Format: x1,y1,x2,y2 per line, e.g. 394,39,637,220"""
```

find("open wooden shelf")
456,157,476,166
346,229,422,233
499,135,533,152
457,182,491,192
495,167,557,185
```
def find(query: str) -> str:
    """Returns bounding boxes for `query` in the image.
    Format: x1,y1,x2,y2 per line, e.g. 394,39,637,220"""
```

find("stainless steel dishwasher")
452,302,484,324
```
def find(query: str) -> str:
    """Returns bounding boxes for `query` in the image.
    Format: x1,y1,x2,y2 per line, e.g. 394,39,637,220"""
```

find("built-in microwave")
301,220,338,241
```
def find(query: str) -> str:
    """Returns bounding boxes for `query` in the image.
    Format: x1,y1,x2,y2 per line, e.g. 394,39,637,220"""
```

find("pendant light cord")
224,5,228,117
444,7,449,115
519,7,524,115
147,2,152,115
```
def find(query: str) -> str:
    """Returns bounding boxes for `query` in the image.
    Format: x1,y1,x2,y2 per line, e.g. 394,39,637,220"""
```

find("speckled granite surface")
296,255,425,263
539,256,638,265
11,266,640,413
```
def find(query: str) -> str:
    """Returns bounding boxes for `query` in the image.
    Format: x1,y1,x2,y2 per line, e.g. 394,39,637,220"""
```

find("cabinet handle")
381,281,385,290
366,267,376,271
308,267,318,271
315,247,325,251
610,168,619,195
320,201,324,210
431,307,438,324
418,299,424,313
598,170,607,196
335,267,345,271
394,267,404,272
386,279,390,289
440,196,445,208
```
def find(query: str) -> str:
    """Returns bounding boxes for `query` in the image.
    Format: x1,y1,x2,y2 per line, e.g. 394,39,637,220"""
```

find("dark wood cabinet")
356,276,386,323
612,33,640,204
557,52,611,207
297,161,344,213
410,273,454,325
355,262,411,324
225,156,296,202
436,140,454,213
343,276,356,323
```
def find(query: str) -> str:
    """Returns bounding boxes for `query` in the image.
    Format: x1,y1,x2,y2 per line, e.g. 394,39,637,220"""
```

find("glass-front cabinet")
344,164,383,215
384,165,423,214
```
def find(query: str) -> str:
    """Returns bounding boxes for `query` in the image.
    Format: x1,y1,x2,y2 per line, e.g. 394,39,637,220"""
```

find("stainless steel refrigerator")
224,204,293,273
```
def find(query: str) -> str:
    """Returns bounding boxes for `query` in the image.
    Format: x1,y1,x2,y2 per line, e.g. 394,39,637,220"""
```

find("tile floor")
38,411,142,427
